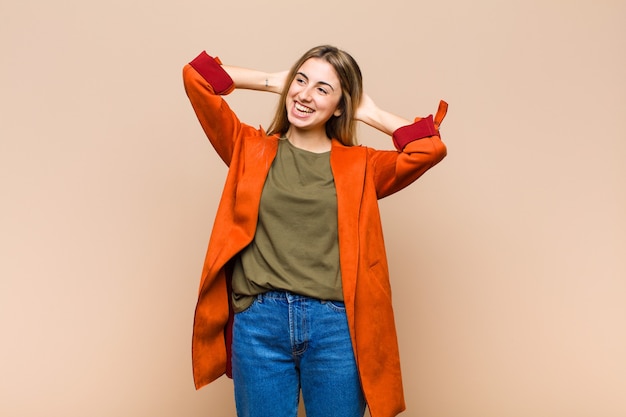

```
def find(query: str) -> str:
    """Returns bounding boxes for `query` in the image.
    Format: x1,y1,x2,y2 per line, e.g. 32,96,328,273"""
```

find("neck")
285,127,332,153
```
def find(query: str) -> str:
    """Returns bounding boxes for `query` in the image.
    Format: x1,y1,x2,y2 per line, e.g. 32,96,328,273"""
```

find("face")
285,58,343,135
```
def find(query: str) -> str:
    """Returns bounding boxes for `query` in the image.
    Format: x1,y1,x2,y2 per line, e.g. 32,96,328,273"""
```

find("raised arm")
356,93,448,151
365,97,449,198
221,65,289,95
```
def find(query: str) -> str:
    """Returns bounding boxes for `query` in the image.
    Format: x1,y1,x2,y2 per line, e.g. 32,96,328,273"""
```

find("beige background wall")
1,0,625,416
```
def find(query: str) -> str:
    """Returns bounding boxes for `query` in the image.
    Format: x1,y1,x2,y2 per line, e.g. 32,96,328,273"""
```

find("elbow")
433,137,447,164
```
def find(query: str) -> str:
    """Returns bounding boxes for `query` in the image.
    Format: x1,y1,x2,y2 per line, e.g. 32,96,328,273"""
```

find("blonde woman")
183,45,448,417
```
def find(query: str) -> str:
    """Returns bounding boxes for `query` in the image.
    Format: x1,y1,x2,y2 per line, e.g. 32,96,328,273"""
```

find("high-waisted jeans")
232,291,366,417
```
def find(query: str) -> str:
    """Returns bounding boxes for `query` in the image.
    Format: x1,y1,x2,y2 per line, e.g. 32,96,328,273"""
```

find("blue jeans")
232,291,366,417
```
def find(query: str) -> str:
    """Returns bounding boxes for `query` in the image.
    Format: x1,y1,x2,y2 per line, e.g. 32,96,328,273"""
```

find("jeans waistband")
256,291,308,302
256,291,343,306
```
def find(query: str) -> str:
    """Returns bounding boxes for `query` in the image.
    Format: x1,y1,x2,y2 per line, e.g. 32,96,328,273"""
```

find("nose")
297,85,313,102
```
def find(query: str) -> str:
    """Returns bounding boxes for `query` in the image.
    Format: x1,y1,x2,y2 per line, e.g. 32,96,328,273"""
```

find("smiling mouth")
295,102,314,114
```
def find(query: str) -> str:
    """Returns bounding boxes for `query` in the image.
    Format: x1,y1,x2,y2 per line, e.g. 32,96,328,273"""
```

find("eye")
295,77,306,85
317,87,329,95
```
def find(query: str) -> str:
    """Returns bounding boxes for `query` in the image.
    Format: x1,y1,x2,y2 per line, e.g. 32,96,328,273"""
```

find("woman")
183,45,448,417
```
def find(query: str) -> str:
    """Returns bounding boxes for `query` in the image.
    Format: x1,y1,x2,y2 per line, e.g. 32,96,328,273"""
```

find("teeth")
295,103,313,113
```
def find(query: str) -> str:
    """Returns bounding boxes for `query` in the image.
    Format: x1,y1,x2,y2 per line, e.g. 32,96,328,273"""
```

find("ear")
333,107,343,117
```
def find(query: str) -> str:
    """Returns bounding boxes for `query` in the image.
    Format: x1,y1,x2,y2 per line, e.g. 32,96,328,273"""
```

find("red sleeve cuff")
392,114,438,151
189,51,235,95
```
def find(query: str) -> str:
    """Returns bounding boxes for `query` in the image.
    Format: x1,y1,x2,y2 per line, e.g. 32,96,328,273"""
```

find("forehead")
297,58,340,85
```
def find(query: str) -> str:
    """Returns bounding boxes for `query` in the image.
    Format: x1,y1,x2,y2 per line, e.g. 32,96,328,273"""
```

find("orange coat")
183,51,447,417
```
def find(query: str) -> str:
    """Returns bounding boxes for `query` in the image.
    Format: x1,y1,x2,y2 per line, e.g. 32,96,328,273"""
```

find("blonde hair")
267,45,363,146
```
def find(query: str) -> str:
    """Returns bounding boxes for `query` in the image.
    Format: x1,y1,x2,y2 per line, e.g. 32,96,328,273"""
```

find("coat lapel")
233,134,278,240
330,140,366,319
210,135,278,273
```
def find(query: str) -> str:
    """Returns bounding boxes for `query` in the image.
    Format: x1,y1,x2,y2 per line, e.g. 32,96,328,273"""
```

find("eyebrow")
296,72,336,92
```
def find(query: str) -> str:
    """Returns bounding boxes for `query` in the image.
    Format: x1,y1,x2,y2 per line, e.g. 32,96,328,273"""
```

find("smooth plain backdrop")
1,0,625,416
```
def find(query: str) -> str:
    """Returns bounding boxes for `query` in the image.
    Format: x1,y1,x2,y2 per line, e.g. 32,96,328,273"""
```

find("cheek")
284,88,296,108
285,85,300,104
286,80,301,96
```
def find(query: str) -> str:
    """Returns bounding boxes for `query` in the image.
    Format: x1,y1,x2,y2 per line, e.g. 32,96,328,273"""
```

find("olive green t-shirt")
231,138,342,312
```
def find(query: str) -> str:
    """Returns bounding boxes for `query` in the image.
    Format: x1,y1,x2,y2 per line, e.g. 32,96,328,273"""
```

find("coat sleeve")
369,101,449,199
182,51,258,166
